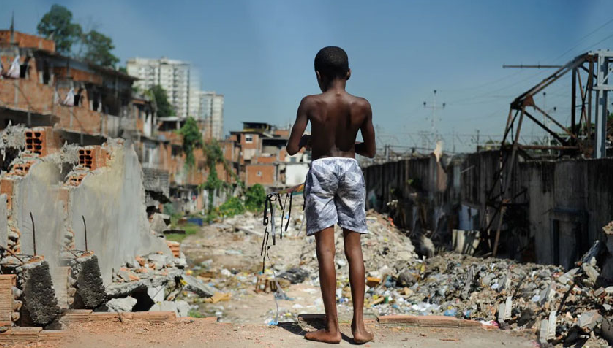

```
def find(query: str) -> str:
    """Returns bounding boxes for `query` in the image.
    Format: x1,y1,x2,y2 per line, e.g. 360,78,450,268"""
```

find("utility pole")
543,92,550,150
423,90,445,151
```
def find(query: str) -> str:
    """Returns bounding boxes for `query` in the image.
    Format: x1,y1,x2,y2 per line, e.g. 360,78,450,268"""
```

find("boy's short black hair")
314,46,349,79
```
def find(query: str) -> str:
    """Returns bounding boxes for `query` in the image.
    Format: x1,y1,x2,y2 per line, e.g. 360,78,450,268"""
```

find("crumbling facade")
364,150,613,279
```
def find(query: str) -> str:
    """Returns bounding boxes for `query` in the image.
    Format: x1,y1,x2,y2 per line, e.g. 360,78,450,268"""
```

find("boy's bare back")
299,91,374,160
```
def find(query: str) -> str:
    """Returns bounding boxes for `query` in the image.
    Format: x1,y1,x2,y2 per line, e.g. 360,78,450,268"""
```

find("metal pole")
82,215,88,251
30,212,36,255
588,61,594,142
570,68,577,134
594,53,609,159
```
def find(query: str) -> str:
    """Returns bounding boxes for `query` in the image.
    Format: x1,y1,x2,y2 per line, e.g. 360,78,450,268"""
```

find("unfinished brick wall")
0,31,55,52
255,156,276,164
53,67,103,85
240,133,260,150
159,131,182,147
274,129,290,138
0,179,14,213
246,164,276,187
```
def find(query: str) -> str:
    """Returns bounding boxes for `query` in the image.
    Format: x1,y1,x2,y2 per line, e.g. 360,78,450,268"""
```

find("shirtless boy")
286,46,376,344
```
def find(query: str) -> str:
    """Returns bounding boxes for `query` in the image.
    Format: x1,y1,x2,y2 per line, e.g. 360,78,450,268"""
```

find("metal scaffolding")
489,51,613,256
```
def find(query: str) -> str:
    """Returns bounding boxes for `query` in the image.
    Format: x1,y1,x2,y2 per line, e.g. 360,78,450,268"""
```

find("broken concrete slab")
147,286,165,303
149,300,190,318
106,269,181,297
106,297,136,312
578,310,602,331
182,275,215,298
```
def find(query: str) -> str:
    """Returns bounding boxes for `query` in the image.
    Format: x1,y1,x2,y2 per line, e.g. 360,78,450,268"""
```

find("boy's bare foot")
305,329,341,344
352,322,374,344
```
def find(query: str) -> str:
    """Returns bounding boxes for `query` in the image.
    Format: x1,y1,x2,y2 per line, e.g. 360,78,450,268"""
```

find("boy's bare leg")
343,229,374,344
305,226,341,344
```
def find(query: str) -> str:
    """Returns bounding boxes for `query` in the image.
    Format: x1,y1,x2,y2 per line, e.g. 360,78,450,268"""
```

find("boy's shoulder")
300,93,371,108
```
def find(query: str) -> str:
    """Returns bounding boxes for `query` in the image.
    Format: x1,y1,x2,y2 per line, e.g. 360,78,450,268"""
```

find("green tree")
180,117,202,169
81,30,119,67
245,184,266,211
218,197,245,217
36,4,82,55
148,85,174,118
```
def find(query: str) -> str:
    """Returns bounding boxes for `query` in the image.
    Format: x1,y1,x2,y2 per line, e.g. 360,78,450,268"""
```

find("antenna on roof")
10,11,14,45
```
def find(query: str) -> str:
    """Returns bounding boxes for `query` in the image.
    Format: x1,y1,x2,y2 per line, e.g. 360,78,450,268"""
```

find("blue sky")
5,0,613,151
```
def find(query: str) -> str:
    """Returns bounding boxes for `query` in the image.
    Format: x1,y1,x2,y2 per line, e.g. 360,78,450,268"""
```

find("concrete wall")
520,159,613,269
67,143,170,285
12,161,64,299
364,152,613,274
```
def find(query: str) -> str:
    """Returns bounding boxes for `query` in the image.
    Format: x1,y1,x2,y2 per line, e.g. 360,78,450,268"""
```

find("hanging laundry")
62,88,75,106
6,55,20,79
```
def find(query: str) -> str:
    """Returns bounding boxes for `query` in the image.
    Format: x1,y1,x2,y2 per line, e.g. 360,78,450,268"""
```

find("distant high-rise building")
199,91,224,140
126,57,200,119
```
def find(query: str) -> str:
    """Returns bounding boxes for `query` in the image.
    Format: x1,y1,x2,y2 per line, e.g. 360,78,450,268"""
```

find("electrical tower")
423,90,446,150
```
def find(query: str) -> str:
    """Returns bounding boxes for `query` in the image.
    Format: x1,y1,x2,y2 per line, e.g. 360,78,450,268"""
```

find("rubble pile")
348,242,613,347
298,213,418,280
104,249,215,317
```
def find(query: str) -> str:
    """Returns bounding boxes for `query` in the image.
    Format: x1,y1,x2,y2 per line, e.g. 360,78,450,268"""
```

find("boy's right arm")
286,97,311,155
355,101,376,158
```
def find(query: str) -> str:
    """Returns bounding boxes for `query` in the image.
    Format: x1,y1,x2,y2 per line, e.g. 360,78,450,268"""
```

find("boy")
286,46,376,344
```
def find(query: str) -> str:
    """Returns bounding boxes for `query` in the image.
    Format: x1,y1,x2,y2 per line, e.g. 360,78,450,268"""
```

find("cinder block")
78,146,109,170
24,127,61,157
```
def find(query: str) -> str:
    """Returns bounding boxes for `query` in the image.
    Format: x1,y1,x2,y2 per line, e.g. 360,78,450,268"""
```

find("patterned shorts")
304,157,368,236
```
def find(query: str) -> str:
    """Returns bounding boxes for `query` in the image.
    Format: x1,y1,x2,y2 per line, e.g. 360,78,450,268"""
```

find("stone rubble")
102,248,215,317
191,205,613,347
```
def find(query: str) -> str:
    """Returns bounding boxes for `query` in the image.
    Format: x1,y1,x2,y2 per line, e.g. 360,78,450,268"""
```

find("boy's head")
314,46,351,90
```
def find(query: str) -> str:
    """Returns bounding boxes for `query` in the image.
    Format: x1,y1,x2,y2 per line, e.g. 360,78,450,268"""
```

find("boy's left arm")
286,97,311,155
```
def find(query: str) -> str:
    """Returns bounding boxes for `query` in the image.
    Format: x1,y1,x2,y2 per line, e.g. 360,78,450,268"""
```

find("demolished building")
364,51,613,280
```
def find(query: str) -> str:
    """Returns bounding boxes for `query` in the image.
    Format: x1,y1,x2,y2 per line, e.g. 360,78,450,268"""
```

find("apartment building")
199,91,224,141
126,57,200,119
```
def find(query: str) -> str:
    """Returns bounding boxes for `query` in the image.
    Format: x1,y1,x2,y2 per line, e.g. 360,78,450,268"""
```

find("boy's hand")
299,135,312,150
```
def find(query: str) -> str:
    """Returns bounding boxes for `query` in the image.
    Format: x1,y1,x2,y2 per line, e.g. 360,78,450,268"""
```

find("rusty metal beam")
531,104,576,139
512,53,594,110
523,110,568,145
493,108,525,257
577,69,589,128
588,60,594,140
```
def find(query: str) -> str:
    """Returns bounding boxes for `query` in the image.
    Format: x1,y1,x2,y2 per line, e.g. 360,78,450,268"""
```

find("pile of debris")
298,213,418,280
104,249,216,317
339,241,613,347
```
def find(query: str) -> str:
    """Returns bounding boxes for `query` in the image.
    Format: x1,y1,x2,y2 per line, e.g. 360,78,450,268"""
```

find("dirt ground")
13,318,537,348
3,223,541,348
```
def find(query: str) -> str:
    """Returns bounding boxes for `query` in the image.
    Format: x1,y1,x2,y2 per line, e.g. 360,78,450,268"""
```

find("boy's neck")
322,79,347,93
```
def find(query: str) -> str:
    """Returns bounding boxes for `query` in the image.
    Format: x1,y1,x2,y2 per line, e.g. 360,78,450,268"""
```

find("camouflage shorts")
304,157,368,236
